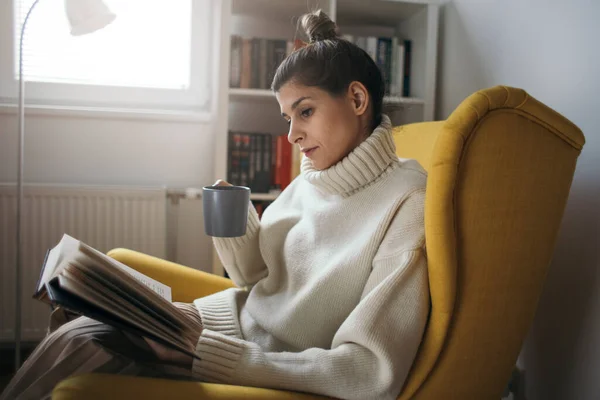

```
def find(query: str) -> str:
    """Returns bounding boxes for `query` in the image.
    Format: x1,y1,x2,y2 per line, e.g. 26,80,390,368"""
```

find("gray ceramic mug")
202,185,250,237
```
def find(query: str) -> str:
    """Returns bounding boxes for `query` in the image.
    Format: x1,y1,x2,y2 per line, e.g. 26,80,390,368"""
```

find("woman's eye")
301,108,313,118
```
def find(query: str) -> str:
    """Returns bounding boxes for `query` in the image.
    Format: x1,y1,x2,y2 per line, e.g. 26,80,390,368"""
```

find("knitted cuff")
192,329,245,383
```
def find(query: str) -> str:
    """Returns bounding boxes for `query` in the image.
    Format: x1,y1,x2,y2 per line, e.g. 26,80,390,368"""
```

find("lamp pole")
14,0,115,372
15,0,42,371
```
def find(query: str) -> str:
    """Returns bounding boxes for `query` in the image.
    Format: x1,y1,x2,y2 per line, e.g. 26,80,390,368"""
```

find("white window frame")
0,0,219,119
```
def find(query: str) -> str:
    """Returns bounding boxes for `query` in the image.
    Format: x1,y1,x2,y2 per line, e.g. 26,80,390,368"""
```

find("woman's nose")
287,121,302,145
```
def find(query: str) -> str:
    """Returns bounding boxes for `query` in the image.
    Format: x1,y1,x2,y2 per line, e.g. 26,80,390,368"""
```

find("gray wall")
437,1,599,399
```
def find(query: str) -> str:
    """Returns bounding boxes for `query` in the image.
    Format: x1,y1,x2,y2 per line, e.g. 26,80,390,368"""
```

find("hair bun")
300,10,338,43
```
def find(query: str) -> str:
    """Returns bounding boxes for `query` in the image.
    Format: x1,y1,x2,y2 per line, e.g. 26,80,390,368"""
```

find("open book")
34,234,202,359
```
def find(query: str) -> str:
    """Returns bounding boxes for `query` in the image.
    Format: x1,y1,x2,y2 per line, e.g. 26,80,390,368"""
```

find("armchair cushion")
53,374,329,400
106,248,235,303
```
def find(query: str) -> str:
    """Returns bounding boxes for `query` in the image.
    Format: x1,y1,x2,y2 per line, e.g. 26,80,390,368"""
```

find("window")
0,0,215,113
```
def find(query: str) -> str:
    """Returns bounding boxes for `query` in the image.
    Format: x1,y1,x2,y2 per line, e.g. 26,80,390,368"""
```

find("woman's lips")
302,147,317,157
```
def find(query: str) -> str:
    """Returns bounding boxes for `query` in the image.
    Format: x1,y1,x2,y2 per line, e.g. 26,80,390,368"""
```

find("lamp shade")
64,0,116,36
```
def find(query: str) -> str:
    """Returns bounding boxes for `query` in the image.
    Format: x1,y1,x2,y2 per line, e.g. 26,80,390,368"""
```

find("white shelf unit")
212,0,441,276
229,88,426,105
250,192,280,201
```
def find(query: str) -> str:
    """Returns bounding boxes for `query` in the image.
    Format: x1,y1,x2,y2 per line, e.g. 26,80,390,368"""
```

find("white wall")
0,112,216,187
0,111,218,271
437,1,600,399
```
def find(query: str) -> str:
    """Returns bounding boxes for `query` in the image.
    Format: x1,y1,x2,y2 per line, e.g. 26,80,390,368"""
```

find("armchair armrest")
107,248,236,303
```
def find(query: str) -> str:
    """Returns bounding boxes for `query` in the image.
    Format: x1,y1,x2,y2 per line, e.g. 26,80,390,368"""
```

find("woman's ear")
347,81,369,117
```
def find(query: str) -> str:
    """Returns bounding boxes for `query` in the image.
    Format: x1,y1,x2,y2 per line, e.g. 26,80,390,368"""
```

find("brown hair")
271,10,385,130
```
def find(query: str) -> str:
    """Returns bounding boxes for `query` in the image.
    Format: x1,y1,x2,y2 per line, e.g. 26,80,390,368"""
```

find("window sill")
0,103,213,123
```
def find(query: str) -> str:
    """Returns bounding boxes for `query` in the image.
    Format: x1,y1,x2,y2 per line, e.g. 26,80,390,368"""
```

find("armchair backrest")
393,86,585,399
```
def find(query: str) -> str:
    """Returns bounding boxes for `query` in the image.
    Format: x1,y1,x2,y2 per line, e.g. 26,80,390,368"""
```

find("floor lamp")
15,0,115,371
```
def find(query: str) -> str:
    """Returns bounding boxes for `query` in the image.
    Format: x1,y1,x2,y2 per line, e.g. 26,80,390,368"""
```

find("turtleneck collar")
300,114,399,197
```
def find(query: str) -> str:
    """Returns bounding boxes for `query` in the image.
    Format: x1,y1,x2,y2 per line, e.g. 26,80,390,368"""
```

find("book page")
79,243,172,302
63,264,183,346
115,262,172,302
54,269,193,355
36,234,81,293
77,244,202,343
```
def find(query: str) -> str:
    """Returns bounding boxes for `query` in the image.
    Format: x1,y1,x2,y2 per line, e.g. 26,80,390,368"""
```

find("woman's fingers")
144,337,193,368
213,179,232,187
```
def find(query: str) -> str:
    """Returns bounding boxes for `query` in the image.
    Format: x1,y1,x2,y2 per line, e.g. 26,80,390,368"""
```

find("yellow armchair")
53,86,585,399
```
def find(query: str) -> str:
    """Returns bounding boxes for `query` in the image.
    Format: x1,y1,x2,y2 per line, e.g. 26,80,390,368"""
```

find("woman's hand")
144,337,193,368
144,302,203,369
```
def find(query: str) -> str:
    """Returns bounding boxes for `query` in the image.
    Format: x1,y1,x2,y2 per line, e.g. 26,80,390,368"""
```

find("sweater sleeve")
212,202,267,287
192,191,430,400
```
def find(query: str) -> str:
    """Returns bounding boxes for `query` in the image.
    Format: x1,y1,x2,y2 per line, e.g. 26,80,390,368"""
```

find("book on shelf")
227,131,301,194
230,36,301,90
34,234,202,359
275,134,292,191
341,34,412,97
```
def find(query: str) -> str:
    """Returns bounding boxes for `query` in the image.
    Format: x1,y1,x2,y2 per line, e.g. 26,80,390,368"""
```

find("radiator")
0,184,168,341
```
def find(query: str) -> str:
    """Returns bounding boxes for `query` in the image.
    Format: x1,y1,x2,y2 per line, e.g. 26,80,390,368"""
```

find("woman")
2,10,429,400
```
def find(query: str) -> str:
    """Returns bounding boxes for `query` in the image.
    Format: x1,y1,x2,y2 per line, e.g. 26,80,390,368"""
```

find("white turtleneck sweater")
192,115,429,400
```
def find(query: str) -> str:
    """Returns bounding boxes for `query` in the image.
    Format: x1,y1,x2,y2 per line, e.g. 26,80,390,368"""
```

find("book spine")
227,131,233,183
390,37,399,96
230,36,241,88
259,38,268,89
356,36,367,53
230,132,242,186
384,38,392,95
274,135,282,190
254,133,262,192
240,134,251,187
270,40,287,87
266,40,275,90
403,39,412,98
377,38,392,95
271,135,278,191
366,36,378,61
249,134,257,190
291,143,301,182
276,135,292,191
240,38,252,89
397,42,405,97
250,38,261,89
262,134,272,193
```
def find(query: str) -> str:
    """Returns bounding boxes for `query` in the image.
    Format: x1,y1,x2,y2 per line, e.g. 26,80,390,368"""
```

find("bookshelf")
212,0,441,276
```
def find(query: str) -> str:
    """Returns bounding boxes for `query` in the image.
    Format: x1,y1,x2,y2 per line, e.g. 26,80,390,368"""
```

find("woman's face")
276,81,369,170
